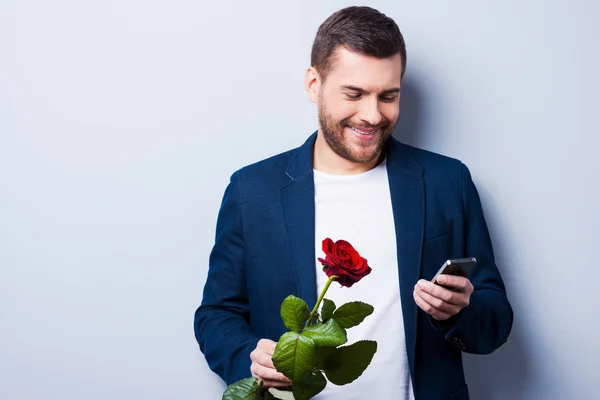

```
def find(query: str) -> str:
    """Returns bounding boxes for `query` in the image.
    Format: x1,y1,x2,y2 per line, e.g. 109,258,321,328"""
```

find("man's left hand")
413,275,474,321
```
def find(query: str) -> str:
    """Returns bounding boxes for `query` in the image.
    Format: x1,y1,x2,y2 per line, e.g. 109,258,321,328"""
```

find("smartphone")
431,257,477,284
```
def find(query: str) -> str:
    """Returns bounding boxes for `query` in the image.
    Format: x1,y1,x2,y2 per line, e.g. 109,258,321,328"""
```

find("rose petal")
318,238,371,286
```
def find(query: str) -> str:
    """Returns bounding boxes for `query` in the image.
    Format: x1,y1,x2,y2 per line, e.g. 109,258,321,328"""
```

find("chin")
348,149,381,164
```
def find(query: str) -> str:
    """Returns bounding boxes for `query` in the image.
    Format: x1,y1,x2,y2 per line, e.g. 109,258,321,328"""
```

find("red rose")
317,238,372,287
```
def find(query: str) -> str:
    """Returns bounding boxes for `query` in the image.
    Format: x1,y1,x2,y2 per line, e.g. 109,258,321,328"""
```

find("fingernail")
438,276,446,284
417,280,425,288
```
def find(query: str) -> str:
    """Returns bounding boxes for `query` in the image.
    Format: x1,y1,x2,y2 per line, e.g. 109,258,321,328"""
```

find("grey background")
1,1,598,399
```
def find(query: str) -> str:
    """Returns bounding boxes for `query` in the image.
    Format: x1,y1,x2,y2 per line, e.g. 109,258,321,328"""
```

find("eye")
345,93,362,100
380,95,397,103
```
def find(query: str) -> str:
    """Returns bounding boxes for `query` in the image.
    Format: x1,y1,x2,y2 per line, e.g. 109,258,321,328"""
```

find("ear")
305,66,320,104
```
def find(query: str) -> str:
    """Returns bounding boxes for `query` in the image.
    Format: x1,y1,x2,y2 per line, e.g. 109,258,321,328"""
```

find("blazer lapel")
281,133,318,308
386,138,424,378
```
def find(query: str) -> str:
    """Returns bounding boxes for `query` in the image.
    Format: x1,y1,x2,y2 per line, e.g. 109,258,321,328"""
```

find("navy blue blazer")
195,133,513,400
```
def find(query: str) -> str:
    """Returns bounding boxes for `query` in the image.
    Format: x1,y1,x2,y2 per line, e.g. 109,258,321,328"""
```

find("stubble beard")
317,103,396,165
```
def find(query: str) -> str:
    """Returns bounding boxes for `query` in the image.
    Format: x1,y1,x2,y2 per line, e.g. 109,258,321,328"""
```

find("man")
195,6,513,400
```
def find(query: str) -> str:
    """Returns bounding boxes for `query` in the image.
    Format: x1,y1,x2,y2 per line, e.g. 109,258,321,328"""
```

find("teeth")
349,126,376,135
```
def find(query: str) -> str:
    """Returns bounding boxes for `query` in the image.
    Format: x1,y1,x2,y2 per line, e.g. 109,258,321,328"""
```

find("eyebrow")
339,85,401,95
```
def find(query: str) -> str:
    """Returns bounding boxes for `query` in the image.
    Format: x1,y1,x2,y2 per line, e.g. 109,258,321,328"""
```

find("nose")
357,96,383,126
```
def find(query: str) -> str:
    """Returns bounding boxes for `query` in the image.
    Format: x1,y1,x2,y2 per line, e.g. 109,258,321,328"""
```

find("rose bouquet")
222,238,377,400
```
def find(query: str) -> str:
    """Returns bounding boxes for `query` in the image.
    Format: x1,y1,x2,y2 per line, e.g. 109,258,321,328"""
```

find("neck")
313,131,384,175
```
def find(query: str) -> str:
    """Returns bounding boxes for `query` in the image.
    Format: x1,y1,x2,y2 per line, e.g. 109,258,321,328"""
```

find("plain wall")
1,1,598,399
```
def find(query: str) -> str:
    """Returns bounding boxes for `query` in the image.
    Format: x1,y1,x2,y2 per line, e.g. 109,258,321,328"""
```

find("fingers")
253,339,278,366
418,279,471,307
435,275,474,295
250,363,290,382
413,289,454,321
251,343,276,369
413,278,473,321
250,339,292,386
257,338,277,354
415,285,461,315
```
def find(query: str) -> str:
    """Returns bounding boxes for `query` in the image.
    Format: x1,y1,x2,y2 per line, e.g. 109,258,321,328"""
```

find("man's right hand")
250,339,292,388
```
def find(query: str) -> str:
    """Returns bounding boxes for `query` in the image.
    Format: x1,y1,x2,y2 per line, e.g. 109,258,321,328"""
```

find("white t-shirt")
313,159,415,400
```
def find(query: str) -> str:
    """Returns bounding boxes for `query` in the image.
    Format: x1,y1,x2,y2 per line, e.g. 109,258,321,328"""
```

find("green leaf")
302,319,347,347
222,377,263,400
314,347,335,370
293,369,327,400
332,301,374,329
321,298,336,321
272,332,316,382
323,340,377,386
280,295,309,332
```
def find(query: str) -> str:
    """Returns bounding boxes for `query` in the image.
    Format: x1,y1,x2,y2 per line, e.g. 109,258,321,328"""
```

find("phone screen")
442,262,469,277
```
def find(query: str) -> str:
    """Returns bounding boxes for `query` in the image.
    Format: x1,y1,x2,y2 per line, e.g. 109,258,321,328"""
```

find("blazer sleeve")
431,163,514,354
194,171,261,385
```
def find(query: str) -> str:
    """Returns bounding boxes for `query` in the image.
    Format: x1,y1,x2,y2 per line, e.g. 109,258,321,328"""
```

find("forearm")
451,163,514,353
194,171,261,384
194,305,261,385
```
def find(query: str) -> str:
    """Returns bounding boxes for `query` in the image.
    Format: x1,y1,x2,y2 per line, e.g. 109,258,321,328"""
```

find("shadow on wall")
394,76,532,399
392,75,426,147
463,320,531,399
465,183,535,400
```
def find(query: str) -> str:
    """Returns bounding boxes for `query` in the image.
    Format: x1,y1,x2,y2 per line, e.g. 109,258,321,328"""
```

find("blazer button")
451,337,466,350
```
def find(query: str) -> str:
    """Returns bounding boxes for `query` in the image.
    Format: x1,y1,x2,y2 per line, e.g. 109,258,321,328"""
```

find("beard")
318,102,396,165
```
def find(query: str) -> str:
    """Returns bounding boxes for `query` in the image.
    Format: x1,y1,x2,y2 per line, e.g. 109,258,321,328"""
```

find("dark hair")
311,6,407,80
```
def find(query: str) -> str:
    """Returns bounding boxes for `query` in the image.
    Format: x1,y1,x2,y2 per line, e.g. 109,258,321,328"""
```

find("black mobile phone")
431,257,477,284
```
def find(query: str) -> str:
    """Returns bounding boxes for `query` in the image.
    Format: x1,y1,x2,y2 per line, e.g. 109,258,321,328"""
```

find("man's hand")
250,339,292,388
413,275,474,321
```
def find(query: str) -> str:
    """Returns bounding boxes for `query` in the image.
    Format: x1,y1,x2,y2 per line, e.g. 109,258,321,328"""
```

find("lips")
348,125,378,135
346,125,382,142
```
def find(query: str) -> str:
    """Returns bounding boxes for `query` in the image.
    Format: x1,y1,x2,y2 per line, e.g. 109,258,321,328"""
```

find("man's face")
316,47,402,164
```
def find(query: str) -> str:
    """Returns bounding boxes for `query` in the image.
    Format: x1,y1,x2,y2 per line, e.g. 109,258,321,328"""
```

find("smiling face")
307,46,403,173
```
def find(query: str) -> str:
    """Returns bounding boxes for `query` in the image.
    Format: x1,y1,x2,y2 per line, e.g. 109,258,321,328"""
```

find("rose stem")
304,275,336,328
